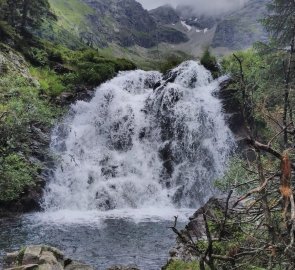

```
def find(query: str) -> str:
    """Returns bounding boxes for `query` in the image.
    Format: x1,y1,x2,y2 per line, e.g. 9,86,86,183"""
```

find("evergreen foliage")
262,0,295,46
0,0,51,33
200,47,219,76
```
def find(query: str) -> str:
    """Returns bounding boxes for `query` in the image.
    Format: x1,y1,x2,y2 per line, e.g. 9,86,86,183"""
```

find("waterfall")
43,61,235,212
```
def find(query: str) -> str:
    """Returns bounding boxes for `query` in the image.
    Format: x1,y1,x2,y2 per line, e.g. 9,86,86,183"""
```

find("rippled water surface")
0,209,190,269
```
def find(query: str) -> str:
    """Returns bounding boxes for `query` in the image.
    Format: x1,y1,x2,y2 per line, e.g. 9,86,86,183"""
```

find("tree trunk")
283,26,295,146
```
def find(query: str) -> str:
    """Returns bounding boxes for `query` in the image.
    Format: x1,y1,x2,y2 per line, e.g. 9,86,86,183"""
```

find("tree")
20,0,50,32
167,1,295,268
200,47,219,77
262,0,295,46
0,0,51,34
261,0,295,146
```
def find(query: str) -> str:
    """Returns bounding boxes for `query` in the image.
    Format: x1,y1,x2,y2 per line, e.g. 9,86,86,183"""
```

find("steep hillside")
212,0,269,50
149,1,269,56
149,5,180,25
46,0,188,49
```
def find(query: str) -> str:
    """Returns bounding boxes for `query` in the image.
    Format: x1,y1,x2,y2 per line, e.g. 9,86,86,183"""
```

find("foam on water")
33,208,192,226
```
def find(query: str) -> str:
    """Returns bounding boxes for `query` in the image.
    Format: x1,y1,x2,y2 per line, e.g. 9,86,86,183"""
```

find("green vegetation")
0,0,51,34
0,69,58,202
200,47,219,77
164,260,201,270
17,247,26,265
0,42,136,202
49,0,94,33
159,54,188,74
170,1,295,269
0,0,138,204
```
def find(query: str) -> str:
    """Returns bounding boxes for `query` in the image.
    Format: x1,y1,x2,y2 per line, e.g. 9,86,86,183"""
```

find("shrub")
30,67,65,96
159,55,185,73
164,260,201,270
200,47,219,76
24,47,49,67
0,154,35,201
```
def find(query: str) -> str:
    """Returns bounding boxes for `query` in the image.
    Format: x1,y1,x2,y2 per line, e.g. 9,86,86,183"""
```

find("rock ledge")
3,245,93,270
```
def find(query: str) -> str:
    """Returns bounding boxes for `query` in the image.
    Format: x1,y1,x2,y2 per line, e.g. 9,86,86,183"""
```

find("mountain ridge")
42,0,269,59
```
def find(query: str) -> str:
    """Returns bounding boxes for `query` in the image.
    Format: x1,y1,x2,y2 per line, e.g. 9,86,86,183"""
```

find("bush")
0,154,35,201
30,67,65,96
200,47,219,76
159,55,185,73
164,260,201,270
0,74,58,202
24,47,49,67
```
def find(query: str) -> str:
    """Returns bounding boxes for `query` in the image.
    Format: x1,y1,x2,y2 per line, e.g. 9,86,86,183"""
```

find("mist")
138,0,248,15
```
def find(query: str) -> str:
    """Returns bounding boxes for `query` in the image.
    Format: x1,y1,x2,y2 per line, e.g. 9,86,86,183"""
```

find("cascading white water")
44,61,235,213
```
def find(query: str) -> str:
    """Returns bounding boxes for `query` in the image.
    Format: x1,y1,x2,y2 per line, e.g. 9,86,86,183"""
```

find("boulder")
167,196,236,262
3,251,19,268
3,246,93,270
64,261,94,270
107,266,140,270
5,264,38,270
22,246,42,265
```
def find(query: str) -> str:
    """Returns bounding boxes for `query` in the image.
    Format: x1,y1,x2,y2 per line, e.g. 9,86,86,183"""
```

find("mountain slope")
42,0,269,60
150,0,269,56
47,0,188,49
212,0,269,50
149,5,180,25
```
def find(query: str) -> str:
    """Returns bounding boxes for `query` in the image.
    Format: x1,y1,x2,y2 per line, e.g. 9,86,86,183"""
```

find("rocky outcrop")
212,0,269,50
0,48,50,216
217,78,246,137
3,246,94,270
82,0,188,48
149,5,180,25
3,246,141,270
167,197,235,263
107,266,140,270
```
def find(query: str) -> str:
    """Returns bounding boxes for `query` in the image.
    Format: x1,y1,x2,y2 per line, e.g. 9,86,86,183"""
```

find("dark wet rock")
107,266,140,270
0,180,44,216
64,261,93,270
56,86,95,106
0,123,52,215
52,64,72,75
217,77,247,138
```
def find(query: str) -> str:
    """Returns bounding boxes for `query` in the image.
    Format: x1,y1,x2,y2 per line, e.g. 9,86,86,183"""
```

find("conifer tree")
262,0,295,146
0,0,50,33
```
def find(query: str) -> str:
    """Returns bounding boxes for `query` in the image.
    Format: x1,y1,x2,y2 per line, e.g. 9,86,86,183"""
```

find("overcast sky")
137,0,248,15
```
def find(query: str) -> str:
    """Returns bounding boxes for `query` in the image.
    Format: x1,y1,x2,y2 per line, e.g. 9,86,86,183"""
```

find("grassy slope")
49,0,94,35
0,0,192,206
46,0,192,70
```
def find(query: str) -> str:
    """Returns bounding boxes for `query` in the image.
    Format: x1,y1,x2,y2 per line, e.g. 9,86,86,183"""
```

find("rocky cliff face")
46,0,268,54
147,1,269,55
212,0,269,50
149,5,180,25
48,0,188,48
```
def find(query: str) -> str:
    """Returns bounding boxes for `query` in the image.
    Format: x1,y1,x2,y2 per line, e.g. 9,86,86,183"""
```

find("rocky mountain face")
175,5,219,29
149,5,180,25
46,0,269,55
48,0,188,49
147,0,269,55
212,0,269,50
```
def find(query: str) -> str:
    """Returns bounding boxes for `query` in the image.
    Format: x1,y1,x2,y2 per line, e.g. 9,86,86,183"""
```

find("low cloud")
138,0,248,15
